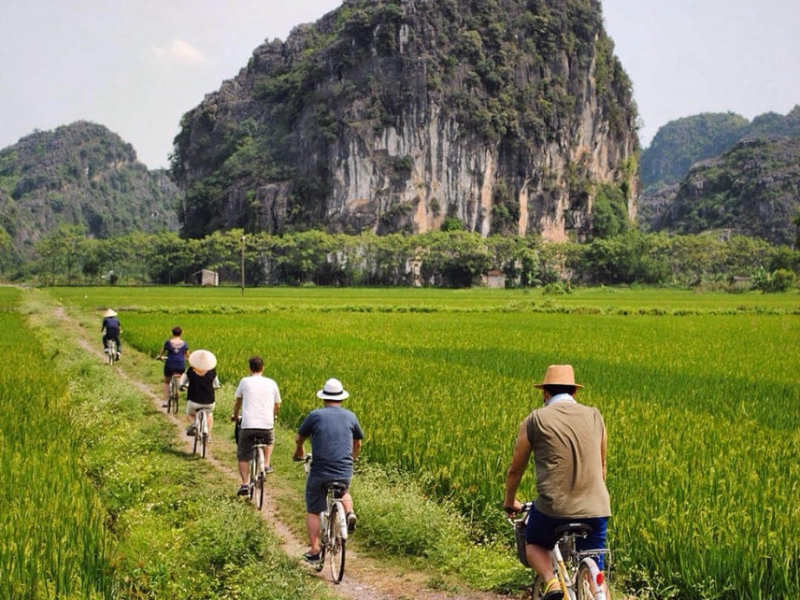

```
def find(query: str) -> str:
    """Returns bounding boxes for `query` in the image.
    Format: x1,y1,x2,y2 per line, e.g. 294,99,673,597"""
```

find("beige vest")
525,401,611,518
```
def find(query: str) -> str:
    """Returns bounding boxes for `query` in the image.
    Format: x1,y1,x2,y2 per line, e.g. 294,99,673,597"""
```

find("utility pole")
240,233,246,295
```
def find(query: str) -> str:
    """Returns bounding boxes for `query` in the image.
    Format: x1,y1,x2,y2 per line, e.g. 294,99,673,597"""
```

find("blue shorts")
525,505,609,570
305,477,349,514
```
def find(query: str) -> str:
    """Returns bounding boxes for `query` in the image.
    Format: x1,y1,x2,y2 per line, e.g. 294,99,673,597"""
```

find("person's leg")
306,512,322,554
264,442,274,469
163,376,170,404
525,506,560,598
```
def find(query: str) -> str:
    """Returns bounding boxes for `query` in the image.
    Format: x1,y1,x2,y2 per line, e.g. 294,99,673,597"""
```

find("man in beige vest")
504,365,611,600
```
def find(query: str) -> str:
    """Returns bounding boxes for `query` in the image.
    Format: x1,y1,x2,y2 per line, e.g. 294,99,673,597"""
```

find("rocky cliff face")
172,0,639,241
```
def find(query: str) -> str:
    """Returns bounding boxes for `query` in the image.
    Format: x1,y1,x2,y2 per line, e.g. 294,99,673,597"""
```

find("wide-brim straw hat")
103,308,117,317
317,378,349,401
534,364,583,389
189,349,217,371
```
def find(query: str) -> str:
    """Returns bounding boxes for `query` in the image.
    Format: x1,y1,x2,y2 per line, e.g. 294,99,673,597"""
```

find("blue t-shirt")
298,405,364,481
162,340,188,371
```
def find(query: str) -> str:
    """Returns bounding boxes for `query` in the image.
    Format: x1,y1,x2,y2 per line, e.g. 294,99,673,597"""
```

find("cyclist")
181,350,220,439
503,365,611,600
100,308,122,358
231,356,282,496
156,326,189,408
293,378,363,566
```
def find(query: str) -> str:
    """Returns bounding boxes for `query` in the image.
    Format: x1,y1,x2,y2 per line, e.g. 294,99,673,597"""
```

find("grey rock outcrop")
172,0,639,241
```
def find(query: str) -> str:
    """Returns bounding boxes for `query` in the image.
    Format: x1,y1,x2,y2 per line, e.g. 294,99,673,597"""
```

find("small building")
194,269,219,286
486,270,506,289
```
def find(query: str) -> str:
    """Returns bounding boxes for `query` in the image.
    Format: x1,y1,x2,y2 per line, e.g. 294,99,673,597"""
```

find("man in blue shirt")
293,378,364,566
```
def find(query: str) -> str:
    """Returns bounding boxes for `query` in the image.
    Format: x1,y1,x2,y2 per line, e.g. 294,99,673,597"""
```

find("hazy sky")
1,0,799,169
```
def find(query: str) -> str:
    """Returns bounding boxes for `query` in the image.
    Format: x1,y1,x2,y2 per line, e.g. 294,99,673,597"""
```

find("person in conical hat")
180,350,220,438
503,365,611,600
100,308,122,358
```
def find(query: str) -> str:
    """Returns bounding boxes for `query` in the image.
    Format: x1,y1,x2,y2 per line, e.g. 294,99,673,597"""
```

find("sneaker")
542,578,562,600
303,551,322,569
264,466,274,474
237,484,251,496
162,402,169,408
346,511,357,533
186,424,197,436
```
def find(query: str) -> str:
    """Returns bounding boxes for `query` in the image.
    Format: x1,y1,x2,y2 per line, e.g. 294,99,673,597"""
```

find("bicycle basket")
515,512,530,568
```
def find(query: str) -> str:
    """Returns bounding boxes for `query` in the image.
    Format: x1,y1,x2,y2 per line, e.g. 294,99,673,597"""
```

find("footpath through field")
51,301,518,600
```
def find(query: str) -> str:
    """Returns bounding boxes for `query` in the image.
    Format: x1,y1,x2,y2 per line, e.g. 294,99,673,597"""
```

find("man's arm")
600,425,608,481
352,438,362,461
293,433,308,460
504,420,532,513
231,396,243,420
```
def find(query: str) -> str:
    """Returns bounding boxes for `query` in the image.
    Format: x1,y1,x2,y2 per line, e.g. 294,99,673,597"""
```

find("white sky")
1,0,798,169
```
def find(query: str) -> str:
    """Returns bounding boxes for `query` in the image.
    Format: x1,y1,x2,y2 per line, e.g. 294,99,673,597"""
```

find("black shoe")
346,511,357,533
237,484,251,497
186,424,197,436
302,551,322,568
542,588,563,600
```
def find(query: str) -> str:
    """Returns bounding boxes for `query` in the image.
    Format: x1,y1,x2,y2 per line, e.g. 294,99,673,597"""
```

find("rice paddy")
28,286,800,598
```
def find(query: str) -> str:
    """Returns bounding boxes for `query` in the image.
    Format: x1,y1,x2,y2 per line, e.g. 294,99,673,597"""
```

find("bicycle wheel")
329,505,346,583
531,575,545,600
255,473,264,509
169,378,179,413
106,341,115,365
576,561,603,600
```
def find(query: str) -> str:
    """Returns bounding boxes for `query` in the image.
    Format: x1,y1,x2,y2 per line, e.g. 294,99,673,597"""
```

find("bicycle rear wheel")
106,341,115,365
576,561,604,600
169,377,179,413
255,473,264,509
329,506,346,583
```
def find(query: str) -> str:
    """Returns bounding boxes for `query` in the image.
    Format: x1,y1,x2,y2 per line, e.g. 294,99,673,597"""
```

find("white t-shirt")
235,374,281,430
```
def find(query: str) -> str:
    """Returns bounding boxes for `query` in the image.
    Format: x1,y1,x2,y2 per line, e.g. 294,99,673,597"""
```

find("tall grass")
51,286,800,599
0,287,112,598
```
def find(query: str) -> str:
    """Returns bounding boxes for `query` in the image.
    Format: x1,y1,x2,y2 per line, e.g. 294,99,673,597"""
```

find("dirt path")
53,305,519,600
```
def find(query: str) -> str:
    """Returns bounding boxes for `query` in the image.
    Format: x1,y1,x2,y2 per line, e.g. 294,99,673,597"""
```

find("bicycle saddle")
554,522,593,538
324,481,348,498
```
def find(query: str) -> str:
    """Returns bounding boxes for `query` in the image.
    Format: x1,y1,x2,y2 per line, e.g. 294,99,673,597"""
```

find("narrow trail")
53,305,519,600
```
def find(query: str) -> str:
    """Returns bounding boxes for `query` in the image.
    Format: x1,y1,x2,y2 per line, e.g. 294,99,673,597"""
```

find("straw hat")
317,378,350,401
103,308,117,317
188,349,217,371
534,364,583,389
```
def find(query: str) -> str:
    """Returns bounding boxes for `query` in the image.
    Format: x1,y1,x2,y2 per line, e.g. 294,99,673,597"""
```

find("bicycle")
192,407,211,458
166,373,181,414
248,432,270,510
295,454,348,583
105,338,118,365
508,502,609,600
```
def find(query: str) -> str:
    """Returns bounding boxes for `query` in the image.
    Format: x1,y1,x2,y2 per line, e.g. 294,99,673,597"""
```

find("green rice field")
45,286,800,598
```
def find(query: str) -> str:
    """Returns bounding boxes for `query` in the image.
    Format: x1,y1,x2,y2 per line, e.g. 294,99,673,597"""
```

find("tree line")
6,225,799,292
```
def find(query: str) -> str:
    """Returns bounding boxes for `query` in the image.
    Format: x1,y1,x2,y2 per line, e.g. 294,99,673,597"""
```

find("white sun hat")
103,308,117,317
317,378,349,401
189,349,217,371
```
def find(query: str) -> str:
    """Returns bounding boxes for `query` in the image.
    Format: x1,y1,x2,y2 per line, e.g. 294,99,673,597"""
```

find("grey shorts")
237,428,274,461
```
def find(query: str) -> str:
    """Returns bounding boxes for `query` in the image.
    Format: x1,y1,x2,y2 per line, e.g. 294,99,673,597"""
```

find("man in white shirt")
231,356,282,496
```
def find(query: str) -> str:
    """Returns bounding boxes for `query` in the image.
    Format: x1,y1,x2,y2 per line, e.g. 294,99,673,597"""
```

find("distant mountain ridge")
0,121,181,256
638,106,800,245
